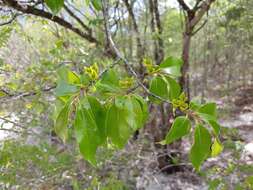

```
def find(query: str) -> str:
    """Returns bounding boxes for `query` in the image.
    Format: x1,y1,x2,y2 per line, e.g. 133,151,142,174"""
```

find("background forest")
0,0,253,189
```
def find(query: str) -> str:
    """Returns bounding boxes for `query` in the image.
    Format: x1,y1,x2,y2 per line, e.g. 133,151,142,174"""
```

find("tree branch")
189,0,215,28
2,0,99,44
63,4,92,34
0,85,56,100
122,0,144,71
177,0,191,13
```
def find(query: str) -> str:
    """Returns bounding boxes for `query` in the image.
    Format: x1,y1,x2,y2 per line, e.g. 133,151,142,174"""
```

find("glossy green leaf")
211,138,223,157
207,119,221,136
149,76,169,103
198,103,217,119
165,76,181,100
159,57,182,77
197,113,221,136
160,56,183,68
162,66,181,77
54,101,71,143
190,124,212,170
165,116,191,144
45,0,64,14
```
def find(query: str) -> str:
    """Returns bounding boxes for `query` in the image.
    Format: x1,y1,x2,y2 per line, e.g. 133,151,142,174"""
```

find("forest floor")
111,86,253,190
1,86,253,189
131,86,253,190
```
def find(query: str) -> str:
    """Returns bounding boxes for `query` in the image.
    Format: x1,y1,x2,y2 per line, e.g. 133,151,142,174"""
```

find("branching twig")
102,0,171,104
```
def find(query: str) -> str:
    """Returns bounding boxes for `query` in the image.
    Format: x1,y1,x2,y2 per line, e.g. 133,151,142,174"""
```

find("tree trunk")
180,31,191,100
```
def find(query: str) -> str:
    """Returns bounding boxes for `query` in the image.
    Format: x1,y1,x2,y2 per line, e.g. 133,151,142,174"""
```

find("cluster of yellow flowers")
84,64,99,80
143,58,160,74
172,92,189,112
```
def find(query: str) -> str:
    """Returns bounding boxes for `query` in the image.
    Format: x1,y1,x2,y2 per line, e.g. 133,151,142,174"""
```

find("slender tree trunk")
180,31,191,100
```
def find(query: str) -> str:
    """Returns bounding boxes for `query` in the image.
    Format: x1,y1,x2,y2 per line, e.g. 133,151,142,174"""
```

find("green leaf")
211,138,223,157
132,95,149,124
106,102,133,149
74,96,106,165
100,69,119,86
165,116,191,144
159,57,183,77
198,103,217,119
124,96,148,130
58,66,80,84
165,76,181,100
86,96,107,143
45,0,64,14
207,120,221,136
91,0,102,11
149,76,169,103
160,57,183,68
197,113,221,136
96,69,121,95
162,66,181,77
190,124,212,171
55,81,79,97
54,100,71,143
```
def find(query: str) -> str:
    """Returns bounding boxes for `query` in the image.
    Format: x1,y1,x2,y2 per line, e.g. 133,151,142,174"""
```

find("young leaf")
211,138,223,157
190,124,212,171
45,0,64,14
74,97,106,165
106,102,132,149
165,116,191,144
54,101,71,143
149,76,169,103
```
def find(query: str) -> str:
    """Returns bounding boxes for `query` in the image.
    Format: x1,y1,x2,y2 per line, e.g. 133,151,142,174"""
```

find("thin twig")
102,0,171,105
